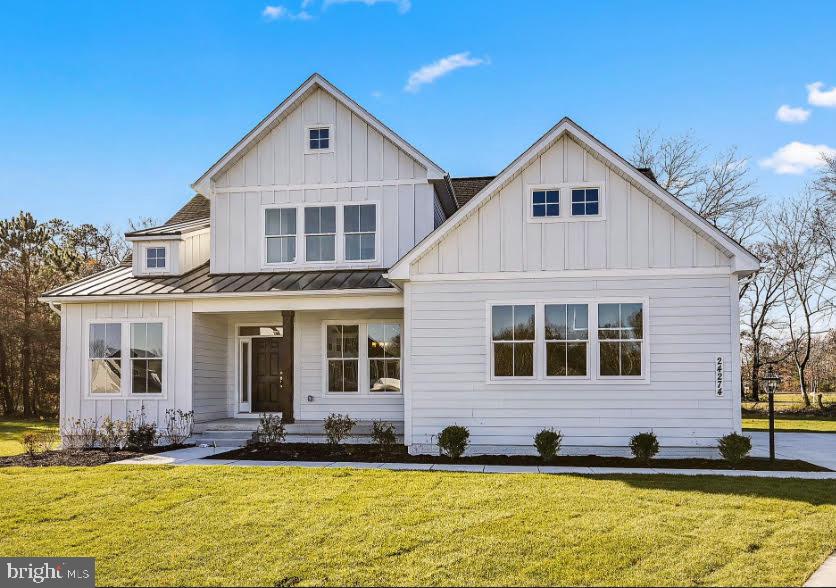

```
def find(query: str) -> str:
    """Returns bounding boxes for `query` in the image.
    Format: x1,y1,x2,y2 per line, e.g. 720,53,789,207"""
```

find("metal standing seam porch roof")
42,262,395,299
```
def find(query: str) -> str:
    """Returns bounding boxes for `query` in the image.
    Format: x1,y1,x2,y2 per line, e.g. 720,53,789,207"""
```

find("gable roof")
124,194,211,239
192,73,447,195
388,117,760,279
451,176,495,207
165,194,210,225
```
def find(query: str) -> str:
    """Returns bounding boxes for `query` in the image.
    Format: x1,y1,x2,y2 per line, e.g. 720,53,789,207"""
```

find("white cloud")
371,90,383,99
324,0,411,13
404,52,488,93
807,82,836,107
759,141,836,175
775,104,811,123
262,5,313,21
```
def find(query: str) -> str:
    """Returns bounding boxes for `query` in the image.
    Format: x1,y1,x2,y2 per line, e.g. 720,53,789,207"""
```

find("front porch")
190,301,405,445
191,418,406,447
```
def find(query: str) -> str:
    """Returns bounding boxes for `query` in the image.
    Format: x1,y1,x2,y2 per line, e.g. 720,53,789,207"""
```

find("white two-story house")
42,73,759,455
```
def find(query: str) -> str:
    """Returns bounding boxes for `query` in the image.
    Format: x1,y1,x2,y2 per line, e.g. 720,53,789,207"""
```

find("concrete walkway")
805,552,836,587
111,445,836,478
749,431,836,470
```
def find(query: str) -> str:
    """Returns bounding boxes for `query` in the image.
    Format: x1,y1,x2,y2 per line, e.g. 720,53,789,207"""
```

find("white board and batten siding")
131,231,210,277
210,88,436,273
59,300,193,427
405,135,740,455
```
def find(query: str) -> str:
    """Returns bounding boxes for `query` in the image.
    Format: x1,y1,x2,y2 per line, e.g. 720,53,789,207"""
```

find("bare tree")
770,193,836,406
739,241,786,401
632,130,764,244
813,153,836,201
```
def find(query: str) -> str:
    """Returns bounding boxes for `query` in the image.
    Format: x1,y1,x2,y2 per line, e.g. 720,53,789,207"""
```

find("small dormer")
125,218,210,277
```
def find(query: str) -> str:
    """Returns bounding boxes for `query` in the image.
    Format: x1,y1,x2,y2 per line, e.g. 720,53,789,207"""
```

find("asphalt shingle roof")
450,176,495,207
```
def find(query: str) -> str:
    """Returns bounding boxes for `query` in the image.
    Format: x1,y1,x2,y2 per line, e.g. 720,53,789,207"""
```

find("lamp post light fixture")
760,365,782,462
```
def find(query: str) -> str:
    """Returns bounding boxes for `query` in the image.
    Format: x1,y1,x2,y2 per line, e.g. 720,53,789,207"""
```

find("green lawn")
0,418,59,456
1,466,834,586
743,416,836,434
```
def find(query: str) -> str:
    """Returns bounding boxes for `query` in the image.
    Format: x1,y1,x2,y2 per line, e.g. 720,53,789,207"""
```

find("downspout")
47,301,62,316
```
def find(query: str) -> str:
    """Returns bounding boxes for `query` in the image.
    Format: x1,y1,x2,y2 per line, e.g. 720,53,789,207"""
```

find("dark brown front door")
252,337,292,417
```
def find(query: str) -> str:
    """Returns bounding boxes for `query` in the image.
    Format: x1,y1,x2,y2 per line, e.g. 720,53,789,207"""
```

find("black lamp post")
760,366,781,462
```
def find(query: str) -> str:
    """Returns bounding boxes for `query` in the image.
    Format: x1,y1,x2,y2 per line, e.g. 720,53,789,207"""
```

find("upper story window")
491,305,535,378
532,189,560,218
307,126,331,151
571,188,600,216
344,204,376,261
598,303,643,377
304,206,336,262
145,247,166,270
265,208,297,263
89,323,121,394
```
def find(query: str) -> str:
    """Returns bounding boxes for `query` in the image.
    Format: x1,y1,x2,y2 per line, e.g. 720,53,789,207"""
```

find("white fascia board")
191,73,446,191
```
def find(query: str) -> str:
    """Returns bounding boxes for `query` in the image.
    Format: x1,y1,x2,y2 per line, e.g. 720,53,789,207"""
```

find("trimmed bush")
534,428,563,462
99,416,129,452
438,425,470,459
718,432,752,465
371,421,397,452
258,413,286,446
21,432,40,458
162,409,194,446
127,407,157,451
61,417,98,451
324,413,356,446
629,432,660,463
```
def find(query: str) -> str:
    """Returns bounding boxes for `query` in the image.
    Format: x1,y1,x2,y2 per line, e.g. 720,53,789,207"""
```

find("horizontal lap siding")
296,308,405,422
192,314,229,422
61,300,193,427
407,274,736,449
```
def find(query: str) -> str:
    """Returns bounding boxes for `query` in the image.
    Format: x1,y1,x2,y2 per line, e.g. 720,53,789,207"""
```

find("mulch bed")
0,444,193,468
209,443,830,472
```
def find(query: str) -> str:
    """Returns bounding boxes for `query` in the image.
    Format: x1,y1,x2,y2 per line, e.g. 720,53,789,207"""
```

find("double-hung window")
368,323,400,392
545,304,589,377
344,204,376,261
265,208,297,263
571,188,600,216
146,247,166,270
491,305,535,377
305,206,336,262
598,303,643,376
131,323,164,394
89,323,122,394
326,325,359,392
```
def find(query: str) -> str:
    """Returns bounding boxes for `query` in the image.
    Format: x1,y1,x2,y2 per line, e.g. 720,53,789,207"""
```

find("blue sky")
1,0,835,231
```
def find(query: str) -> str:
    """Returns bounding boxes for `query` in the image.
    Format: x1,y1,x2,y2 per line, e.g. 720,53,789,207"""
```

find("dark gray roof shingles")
450,176,495,207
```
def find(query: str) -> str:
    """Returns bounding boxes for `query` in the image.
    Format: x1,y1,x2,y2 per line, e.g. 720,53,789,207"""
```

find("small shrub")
438,425,470,459
534,428,563,462
127,407,157,451
258,413,286,446
61,417,98,451
161,409,194,446
21,432,40,458
371,421,397,452
629,431,660,463
36,428,58,453
324,413,356,446
718,432,752,465
98,416,129,452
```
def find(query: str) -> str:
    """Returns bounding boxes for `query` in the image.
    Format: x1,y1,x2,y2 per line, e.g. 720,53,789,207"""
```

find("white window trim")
321,319,403,397
262,205,299,267
143,244,169,273
83,318,168,399
485,298,648,384
304,123,335,155
526,182,607,224
261,203,381,269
